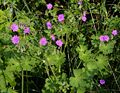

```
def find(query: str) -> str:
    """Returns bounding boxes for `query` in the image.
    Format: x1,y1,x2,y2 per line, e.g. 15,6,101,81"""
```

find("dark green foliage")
0,0,120,93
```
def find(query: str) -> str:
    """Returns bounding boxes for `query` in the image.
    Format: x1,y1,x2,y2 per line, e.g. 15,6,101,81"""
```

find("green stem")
88,3,97,32
77,61,82,69
49,65,57,79
0,58,8,92
46,60,57,79
22,0,31,13
22,70,24,93
26,71,28,93
108,63,120,90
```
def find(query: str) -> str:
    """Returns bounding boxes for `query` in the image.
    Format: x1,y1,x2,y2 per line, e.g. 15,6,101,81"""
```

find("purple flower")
47,3,53,10
112,30,118,36
56,40,63,47
11,23,19,32
39,37,47,46
51,34,55,41
78,1,82,5
99,35,105,42
11,35,19,45
99,79,105,85
99,35,110,42
104,35,110,41
46,21,52,29
82,16,87,22
58,14,64,22
24,27,30,34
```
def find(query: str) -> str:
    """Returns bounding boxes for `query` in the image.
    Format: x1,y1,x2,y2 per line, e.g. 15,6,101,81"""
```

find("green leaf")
86,62,97,71
0,75,6,90
45,50,65,67
77,88,85,93
99,41,115,54
96,55,108,69
4,70,16,87
70,77,79,88
73,69,82,77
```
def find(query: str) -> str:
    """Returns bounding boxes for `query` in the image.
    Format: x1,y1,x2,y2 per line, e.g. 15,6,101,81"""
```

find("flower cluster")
10,23,19,45
99,35,109,42
44,3,64,47
39,36,63,47
10,23,30,45
99,30,118,42
46,3,64,30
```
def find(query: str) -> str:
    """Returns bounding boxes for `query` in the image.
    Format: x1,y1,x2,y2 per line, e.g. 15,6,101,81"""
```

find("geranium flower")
11,23,19,32
112,30,118,36
56,40,63,47
39,37,47,46
99,79,105,85
11,35,19,45
24,27,30,34
46,21,52,29
58,14,64,22
47,3,53,10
